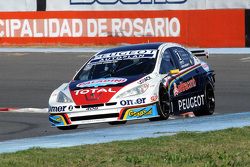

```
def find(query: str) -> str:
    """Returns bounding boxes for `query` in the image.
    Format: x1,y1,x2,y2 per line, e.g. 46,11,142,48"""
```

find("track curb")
0,108,48,113
0,108,17,112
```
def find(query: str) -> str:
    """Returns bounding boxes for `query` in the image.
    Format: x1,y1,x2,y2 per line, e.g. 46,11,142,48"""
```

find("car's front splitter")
49,103,159,127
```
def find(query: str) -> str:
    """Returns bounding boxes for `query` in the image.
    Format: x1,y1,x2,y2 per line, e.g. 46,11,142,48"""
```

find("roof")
97,43,164,55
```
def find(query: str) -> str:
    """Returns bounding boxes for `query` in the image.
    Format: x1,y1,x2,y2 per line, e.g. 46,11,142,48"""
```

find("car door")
168,47,204,114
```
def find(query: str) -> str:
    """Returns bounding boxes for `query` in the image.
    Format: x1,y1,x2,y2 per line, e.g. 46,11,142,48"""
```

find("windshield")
74,49,157,81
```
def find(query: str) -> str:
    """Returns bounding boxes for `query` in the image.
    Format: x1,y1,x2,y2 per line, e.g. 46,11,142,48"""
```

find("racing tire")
193,83,215,116
149,86,170,121
108,121,127,125
57,125,78,130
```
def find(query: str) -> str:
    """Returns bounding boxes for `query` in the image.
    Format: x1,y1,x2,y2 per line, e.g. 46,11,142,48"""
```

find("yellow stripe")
123,110,130,120
56,115,67,126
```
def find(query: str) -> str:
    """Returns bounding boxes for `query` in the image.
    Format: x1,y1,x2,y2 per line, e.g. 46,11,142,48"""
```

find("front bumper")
49,103,158,127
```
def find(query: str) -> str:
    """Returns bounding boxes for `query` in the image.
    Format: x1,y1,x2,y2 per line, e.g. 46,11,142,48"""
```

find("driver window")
160,49,175,74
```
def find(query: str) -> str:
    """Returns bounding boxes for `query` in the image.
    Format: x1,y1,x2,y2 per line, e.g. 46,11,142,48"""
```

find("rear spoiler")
190,49,209,58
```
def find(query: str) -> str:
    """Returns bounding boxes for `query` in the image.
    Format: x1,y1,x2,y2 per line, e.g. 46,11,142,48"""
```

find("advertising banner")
0,0,36,11
0,10,245,47
46,0,250,11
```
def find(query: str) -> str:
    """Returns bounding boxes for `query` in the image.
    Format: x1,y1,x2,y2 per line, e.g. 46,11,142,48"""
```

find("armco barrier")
0,10,245,47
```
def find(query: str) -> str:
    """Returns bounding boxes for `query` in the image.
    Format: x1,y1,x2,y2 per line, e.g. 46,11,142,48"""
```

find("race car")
48,43,215,130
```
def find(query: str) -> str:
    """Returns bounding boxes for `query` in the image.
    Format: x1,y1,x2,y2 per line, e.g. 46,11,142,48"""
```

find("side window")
171,47,194,70
159,49,176,74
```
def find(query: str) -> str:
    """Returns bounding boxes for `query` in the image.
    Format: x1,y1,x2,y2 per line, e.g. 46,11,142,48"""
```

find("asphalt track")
0,52,250,142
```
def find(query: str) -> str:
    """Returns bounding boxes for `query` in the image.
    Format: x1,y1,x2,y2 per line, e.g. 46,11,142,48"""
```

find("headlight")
117,84,149,98
57,91,72,103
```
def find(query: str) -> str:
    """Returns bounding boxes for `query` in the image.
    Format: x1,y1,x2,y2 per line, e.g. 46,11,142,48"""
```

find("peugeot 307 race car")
48,43,215,130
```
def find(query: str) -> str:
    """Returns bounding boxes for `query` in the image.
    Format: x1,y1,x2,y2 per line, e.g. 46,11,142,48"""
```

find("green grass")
1,127,250,167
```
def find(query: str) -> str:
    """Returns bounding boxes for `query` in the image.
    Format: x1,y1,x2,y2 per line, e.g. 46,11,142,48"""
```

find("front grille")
106,102,117,106
71,113,119,121
74,102,117,109
81,104,104,108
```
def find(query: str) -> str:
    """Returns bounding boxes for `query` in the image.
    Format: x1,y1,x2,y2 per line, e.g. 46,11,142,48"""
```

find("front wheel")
193,84,215,116
149,86,170,121
57,125,78,130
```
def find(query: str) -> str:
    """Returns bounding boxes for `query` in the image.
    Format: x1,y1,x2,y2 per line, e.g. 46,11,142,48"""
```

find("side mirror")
170,69,180,75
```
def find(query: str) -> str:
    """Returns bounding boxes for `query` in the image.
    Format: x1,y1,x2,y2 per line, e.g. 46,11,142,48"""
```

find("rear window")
171,47,194,69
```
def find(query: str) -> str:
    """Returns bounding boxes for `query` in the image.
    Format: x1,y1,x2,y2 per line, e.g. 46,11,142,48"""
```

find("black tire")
108,121,127,125
193,84,215,116
57,125,78,130
149,86,170,121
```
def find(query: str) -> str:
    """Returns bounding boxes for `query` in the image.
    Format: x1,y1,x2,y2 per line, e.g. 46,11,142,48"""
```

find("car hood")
69,75,145,105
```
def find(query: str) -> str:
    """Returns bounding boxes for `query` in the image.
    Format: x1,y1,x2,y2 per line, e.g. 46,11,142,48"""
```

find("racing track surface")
0,52,250,142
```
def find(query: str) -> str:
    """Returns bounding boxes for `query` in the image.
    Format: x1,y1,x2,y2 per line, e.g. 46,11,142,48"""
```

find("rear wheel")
149,86,170,121
193,84,215,116
57,125,78,130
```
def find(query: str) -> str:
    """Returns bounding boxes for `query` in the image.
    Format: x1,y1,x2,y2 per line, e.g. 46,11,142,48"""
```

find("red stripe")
165,64,201,87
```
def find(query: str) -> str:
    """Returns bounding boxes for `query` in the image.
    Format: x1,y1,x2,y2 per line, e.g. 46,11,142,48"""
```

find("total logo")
120,98,146,106
74,88,116,95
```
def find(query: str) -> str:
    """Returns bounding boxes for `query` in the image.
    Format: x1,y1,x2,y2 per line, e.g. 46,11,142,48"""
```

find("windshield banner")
90,49,157,64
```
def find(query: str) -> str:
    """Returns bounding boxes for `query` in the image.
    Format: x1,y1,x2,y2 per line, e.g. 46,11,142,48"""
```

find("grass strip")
1,127,250,167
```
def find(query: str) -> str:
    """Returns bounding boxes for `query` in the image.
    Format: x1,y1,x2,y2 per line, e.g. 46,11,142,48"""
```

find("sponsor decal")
86,107,98,111
178,94,205,111
0,18,180,38
76,78,127,88
202,63,209,72
129,108,152,117
48,106,66,112
150,95,158,102
120,98,146,106
74,87,116,95
68,105,74,111
70,0,187,5
49,115,67,126
138,76,152,84
122,104,158,120
174,78,196,96
90,50,158,65
70,86,122,105
180,63,190,69
0,10,245,48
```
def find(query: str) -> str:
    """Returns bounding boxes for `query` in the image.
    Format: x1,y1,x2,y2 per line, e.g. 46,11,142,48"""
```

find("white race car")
49,43,215,130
